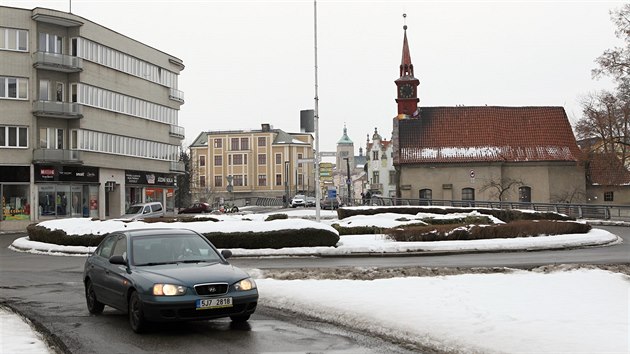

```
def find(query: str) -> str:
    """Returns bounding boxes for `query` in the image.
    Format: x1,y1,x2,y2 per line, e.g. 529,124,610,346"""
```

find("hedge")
386,220,591,242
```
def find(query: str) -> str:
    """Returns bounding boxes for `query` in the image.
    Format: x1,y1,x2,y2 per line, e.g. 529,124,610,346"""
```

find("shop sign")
125,170,175,187
35,165,99,183
0,166,30,182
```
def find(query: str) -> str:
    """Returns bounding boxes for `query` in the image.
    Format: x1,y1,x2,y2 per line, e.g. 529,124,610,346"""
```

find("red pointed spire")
400,25,414,78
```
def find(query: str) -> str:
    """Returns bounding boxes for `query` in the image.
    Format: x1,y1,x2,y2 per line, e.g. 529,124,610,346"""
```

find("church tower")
336,124,354,173
395,21,420,119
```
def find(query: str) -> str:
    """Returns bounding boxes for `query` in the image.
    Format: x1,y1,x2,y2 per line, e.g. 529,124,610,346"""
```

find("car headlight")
234,278,257,291
153,283,186,296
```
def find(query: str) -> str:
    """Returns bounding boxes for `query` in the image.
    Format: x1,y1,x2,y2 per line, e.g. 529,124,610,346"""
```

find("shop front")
125,170,176,213
0,166,31,229
35,165,100,219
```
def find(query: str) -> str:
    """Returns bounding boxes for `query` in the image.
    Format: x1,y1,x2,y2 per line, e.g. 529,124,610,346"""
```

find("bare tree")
480,177,524,202
577,4,630,166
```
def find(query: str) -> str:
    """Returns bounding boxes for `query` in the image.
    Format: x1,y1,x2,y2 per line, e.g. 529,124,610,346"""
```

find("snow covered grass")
256,267,630,353
0,307,52,354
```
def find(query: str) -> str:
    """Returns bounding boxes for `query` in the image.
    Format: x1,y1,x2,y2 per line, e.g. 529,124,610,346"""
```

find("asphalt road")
1,225,628,353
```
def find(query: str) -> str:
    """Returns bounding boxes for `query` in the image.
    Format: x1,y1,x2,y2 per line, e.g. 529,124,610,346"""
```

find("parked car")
178,202,211,214
290,194,306,208
120,202,164,220
305,196,316,207
83,228,258,333
320,197,340,210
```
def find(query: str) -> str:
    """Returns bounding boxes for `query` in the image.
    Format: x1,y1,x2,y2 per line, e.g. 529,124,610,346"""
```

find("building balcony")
170,161,185,173
33,51,83,72
369,183,382,191
33,149,82,164
169,88,185,103
169,125,185,138
33,101,83,119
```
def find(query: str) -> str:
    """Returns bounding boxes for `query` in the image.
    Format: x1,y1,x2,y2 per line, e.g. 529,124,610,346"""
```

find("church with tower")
390,21,586,204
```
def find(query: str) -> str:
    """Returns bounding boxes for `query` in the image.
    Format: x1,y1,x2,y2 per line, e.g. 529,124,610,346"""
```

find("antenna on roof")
69,0,72,13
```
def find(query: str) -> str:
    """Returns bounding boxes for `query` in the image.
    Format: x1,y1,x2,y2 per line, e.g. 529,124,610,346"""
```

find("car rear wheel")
85,280,105,314
129,291,147,333
230,314,250,323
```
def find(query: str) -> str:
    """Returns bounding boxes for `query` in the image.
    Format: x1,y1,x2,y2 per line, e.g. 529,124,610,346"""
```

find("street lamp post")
284,161,290,207
343,157,351,205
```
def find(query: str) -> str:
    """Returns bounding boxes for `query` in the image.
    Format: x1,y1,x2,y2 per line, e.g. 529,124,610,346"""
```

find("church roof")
396,106,582,164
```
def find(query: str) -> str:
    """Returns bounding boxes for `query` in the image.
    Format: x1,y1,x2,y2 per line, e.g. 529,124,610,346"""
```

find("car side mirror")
221,250,232,259
109,255,126,265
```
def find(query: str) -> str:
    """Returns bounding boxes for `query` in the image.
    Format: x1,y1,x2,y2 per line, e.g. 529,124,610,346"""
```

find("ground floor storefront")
0,165,177,231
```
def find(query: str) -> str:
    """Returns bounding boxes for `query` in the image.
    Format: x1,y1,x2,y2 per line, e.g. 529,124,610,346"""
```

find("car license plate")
196,297,233,310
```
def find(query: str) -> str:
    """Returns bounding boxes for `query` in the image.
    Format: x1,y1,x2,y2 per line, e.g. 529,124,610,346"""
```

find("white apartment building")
0,6,185,230
366,128,396,197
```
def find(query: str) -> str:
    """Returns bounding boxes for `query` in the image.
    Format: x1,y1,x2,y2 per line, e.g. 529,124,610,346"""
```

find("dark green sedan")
83,228,258,333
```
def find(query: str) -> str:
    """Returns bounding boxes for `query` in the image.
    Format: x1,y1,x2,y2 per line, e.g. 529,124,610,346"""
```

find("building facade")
189,124,314,205
391,24,585,204
0,6,185,230
365,128,395,197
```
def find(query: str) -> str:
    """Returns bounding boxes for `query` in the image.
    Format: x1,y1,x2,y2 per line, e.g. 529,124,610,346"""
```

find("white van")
120,202,164,221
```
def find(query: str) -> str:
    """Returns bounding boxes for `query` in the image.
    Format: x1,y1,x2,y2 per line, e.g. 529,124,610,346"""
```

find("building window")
240,138,249,150
74,37,178,88
213,176,221,187
275,174,282,186
258,154,266,165
604,191,614,202
214,155,222,166
372,171,379,184
39,80,50,100
231,138,239,151
0,77,28,100
389,171,396,185
298,174,304,188
0,27,29,52
199,155,206,167
233,154,243,165
258,174,267,186
214,138,222,148
56,82,64,102
39,32,63,53
233,175,244,187
462,188,475,201
199,176,206,188
258,137,266,146
372,151,379,160
275,153,281,165
298,153,303,168
419,189,432,200
519,186,532,203
0,126,28,148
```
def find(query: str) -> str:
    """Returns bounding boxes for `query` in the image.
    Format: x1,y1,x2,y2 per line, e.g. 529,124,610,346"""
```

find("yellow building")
189,124,314,205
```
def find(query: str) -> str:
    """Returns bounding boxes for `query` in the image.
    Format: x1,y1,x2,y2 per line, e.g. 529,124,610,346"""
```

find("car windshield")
131,234,222,266
125,206,143,214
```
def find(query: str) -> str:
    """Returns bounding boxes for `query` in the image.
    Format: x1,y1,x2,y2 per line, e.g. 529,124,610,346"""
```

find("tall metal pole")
313,0,321,222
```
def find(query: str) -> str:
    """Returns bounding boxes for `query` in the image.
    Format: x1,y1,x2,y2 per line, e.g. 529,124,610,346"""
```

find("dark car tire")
129,291,147,333
85,280,105,314
230,314,250,323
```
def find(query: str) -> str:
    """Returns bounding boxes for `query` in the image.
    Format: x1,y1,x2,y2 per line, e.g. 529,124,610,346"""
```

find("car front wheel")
129,291,147,333
85,280,105,314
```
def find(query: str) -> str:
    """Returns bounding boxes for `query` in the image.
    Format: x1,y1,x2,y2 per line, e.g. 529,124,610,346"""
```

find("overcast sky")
2,0,624,153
